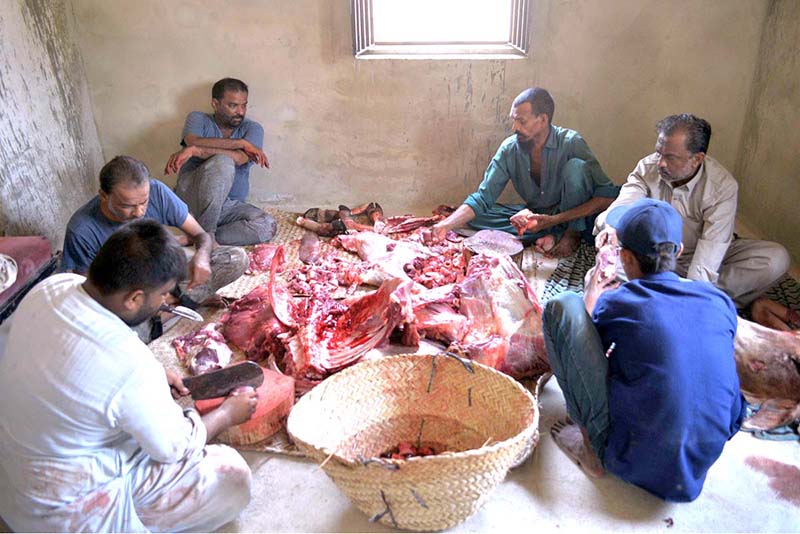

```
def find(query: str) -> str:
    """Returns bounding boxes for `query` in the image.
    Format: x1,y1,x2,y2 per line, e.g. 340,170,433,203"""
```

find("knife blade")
182,361,264,400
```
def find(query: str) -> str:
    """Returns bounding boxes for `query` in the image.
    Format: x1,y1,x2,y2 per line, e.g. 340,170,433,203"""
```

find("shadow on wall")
121,83,211,185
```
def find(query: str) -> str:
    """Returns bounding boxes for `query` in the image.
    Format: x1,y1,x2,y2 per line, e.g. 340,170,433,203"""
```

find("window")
351,0,530,59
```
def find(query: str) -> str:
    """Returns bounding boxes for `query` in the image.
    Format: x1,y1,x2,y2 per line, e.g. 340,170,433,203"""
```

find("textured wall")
735,0,800,265
72,0,765,216
0,0,102,247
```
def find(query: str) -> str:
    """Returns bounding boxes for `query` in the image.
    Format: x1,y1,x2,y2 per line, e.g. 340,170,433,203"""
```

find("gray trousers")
180,245,249,305
176,155,277,246
133,245,248,343
677,238,790,308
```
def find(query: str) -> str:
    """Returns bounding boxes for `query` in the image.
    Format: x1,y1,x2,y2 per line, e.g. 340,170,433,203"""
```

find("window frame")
351,0,531,59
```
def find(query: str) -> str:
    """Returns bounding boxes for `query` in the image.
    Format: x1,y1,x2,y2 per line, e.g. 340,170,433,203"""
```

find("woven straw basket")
287,353,539,531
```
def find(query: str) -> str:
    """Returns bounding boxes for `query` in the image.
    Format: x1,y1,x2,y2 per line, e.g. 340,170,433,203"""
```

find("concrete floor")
213,379,800,533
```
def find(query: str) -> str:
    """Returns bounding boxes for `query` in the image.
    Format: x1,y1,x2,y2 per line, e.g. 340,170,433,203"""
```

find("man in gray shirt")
165,78,276,246
595,113,791,327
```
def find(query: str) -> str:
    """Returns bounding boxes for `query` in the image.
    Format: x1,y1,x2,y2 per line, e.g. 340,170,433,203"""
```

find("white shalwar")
0,274,251,532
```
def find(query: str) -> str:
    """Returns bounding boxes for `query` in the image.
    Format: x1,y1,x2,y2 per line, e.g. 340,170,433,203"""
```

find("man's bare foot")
550,419,605,478
547,231,581,258
534,234,556,254
751,297,800,331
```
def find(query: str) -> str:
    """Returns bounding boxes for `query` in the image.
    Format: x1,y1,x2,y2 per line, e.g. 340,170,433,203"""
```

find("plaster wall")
72,0,765,216
0,0,102,246
735,0,800,265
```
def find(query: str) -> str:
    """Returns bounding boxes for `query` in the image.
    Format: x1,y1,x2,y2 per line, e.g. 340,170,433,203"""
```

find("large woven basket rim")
288,352,539,467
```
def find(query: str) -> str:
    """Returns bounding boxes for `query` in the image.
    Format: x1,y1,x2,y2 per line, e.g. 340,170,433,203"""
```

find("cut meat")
299,231,321,264
383,214,444,234
195,365,295,446
443,253,548,378
595,243,619,281
247,244,285,274
734,318,800,402
220,285,290,363
172,323,232,375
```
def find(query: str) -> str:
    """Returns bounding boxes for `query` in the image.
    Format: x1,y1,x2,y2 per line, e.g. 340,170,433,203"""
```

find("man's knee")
202,154,236,176
765,242,791,280
252,214,277,242
544,291,585,327
562,158,590,189
560,158,594,214
212,245,249,281
209,446,252,518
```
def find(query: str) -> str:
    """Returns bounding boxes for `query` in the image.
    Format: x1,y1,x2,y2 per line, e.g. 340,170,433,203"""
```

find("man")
165,77,277,245
430,87,619,257
543,199,744,502
0,220,258,531
595,113,791,325
62,155,247,316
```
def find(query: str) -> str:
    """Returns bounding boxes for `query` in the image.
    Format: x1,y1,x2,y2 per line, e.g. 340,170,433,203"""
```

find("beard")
124,304,159,327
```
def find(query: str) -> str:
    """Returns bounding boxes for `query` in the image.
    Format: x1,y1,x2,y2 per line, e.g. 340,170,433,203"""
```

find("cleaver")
182,361,264,400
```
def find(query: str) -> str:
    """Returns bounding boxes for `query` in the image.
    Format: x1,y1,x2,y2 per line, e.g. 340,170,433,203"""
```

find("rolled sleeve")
61,230,96,274
181,111,211,145
464,149,513,217
243,121,264,150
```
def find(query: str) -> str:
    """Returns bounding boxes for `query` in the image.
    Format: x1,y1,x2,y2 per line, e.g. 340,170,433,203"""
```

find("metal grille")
352,0,530,58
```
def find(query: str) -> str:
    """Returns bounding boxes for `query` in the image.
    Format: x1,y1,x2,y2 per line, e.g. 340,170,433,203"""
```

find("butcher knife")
182,361,264,400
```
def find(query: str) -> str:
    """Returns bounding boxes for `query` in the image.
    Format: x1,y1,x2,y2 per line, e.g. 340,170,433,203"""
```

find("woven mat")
539,241,800,313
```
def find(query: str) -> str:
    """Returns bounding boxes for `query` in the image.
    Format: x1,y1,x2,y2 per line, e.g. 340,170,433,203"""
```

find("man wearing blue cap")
543,198,745,502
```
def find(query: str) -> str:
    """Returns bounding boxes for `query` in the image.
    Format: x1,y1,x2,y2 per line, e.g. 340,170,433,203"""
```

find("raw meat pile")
595,243,619,281
174,209,551,396
381,441,437,459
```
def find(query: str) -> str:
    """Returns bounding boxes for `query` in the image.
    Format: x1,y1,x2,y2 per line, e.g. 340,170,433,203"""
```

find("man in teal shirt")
431,88,619,257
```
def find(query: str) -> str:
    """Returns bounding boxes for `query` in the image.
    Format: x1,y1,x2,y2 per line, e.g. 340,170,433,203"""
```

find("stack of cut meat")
175,223,551,397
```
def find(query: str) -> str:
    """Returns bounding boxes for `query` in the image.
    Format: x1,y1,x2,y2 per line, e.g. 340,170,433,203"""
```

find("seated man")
165,77,276,246
595,113,791,326
62,155,248,315
543,199,744,502
0,220,258,532
431,87,619,257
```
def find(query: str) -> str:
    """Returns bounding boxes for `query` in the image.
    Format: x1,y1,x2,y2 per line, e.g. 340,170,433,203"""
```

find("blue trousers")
468,158,599,245
542,291,610,459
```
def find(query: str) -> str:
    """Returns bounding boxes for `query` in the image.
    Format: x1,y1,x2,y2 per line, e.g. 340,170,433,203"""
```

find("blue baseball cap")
606,199,682,255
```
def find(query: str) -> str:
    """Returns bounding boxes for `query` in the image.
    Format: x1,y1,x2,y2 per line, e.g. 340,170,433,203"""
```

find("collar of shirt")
658,160,706,195
638,271,681,283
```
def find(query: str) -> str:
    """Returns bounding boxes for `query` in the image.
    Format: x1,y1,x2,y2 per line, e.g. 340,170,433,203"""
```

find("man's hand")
221,386,259,426
510,209,533,236
240,140,270,168
165,146,197,175
165,369,190,399
510,208,558,236
583,263,620,315
423,224,449,245
595,227,619,249
187,254,211,290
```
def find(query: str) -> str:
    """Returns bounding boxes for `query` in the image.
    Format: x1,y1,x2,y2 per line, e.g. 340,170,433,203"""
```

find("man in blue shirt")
430,88,619,257
542,199,744,502
165,78,276,246
63,156,248,333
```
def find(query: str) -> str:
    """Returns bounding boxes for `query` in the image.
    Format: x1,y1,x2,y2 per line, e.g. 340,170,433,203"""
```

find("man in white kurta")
595,113,790,310
0,224,253,532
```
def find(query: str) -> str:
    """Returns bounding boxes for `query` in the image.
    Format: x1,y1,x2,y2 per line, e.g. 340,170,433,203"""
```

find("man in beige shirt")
595,113,792,328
